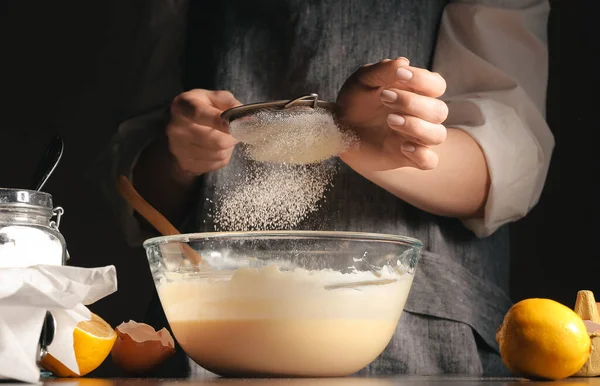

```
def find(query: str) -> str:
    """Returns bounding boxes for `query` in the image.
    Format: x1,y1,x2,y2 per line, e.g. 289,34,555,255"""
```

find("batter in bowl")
158,264,413,377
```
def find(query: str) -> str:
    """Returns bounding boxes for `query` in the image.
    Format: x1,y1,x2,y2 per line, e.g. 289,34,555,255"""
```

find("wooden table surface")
4,377,599,386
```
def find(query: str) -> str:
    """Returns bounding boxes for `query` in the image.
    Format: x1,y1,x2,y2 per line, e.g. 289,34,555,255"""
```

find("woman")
93,0,553,376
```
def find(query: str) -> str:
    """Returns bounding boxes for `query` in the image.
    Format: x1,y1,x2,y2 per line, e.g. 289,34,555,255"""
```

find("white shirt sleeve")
432,0,555,238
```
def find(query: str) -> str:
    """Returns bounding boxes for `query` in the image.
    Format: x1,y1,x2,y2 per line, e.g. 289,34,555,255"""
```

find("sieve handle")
116,175,203,265
284,93,319,109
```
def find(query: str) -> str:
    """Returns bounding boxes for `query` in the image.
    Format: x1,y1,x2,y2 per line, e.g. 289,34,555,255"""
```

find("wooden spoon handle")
116,175,203,264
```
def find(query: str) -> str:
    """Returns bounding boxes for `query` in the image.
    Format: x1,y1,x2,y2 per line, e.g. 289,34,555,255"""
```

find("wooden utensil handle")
116,175,203,265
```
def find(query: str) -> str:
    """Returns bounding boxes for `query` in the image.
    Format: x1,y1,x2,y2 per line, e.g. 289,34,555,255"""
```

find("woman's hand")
337,57,448,171
167,89,241,177
132,89,240,225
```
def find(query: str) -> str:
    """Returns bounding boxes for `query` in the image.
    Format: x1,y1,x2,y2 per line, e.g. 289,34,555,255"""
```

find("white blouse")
435,0,554,237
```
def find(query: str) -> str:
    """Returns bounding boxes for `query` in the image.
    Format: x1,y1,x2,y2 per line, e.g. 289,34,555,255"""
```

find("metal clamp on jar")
0,188,69,368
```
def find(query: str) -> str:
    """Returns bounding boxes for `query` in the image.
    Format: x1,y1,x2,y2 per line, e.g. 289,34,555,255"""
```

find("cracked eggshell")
111,320,175,374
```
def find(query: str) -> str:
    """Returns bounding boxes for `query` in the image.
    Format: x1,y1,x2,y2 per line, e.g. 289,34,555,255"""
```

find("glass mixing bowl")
143,231,423,378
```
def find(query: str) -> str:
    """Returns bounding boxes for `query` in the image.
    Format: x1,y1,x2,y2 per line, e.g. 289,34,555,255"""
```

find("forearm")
132,135,198,227
344,128,490,219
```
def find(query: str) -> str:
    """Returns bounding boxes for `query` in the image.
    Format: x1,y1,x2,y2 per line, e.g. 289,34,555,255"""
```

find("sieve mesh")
230,106,358,165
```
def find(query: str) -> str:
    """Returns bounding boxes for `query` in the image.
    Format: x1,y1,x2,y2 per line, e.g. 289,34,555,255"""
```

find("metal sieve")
220,93,357,165
220,93,337,123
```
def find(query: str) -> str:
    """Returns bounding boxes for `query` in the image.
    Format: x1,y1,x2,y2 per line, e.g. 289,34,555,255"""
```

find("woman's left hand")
337,57,449,171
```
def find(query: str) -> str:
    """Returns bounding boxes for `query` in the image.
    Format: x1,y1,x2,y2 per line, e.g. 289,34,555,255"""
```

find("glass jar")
0,188,68,376
0,188,68,267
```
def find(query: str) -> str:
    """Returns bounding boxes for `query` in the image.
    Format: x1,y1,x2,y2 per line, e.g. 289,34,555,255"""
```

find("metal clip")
50,206,64,230
284,93,319,109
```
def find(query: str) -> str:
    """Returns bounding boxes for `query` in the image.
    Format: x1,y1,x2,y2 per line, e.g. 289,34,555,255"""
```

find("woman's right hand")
167,89,241,177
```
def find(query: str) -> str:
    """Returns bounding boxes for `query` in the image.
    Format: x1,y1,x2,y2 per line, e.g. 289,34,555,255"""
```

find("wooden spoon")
116,175,203,265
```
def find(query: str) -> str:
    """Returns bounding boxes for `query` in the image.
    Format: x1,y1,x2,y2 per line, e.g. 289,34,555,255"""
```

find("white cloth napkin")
0,265,117,383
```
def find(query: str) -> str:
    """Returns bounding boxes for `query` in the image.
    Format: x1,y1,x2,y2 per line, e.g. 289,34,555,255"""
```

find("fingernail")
387,114,405,126
380,90,398,103
398,57,410,65
402,143,415,152
396,67,413,81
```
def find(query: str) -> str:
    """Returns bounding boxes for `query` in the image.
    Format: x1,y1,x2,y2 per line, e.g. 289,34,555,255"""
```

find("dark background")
509,0,598,306
0,0,594,377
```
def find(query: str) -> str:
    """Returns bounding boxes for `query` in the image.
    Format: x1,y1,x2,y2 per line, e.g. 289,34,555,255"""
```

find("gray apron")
182,0,512,377
95,0,513,377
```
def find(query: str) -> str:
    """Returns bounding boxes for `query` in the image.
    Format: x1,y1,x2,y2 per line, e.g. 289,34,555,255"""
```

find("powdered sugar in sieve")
223,94,358,165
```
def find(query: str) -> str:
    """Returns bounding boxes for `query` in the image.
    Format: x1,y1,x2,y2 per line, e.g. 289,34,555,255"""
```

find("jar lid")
0,188,53,209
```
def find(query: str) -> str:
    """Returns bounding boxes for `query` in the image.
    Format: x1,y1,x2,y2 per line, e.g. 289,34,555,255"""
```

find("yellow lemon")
41,313,117,377
496,298,591,380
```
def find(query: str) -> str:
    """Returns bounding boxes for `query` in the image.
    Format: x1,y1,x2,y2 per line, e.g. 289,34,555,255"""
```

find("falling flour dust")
213,106,359,231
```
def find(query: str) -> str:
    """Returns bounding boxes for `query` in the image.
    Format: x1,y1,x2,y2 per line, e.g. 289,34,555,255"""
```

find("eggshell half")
111,320,175,374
